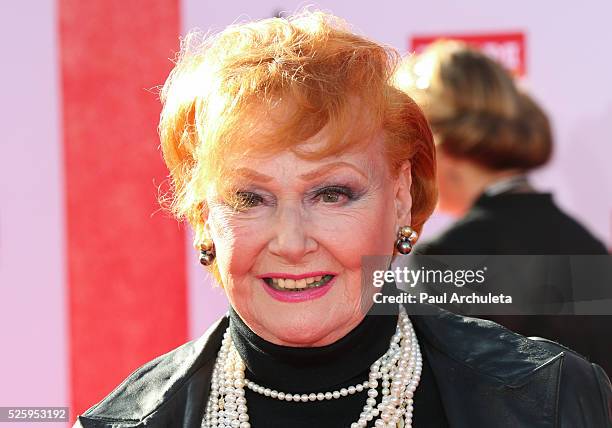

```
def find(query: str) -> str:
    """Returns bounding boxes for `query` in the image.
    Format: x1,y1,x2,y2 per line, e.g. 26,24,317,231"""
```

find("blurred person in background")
74,13,611,427
404,40,611,374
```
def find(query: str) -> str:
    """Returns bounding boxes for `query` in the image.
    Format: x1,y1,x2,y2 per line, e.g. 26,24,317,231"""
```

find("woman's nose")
268,205,317,263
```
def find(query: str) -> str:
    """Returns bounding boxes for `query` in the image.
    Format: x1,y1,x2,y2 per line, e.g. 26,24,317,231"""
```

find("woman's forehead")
216,134,387,185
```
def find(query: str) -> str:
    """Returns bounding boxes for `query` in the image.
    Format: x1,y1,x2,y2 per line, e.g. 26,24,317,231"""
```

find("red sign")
410,32,527,77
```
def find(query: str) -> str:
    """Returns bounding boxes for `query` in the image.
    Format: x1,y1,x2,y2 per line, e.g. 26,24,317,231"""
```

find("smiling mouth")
263,275,335,291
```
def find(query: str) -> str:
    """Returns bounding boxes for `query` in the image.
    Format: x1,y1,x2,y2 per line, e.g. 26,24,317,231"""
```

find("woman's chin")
258,315,347,347
243,283,364,346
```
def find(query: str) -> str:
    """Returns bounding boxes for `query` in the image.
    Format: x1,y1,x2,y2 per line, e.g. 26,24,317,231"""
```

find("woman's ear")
394,161,413,228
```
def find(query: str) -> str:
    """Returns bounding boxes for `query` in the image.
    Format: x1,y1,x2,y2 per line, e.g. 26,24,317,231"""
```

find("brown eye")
314,186,355,204
235,191,263,208
321,190,341,203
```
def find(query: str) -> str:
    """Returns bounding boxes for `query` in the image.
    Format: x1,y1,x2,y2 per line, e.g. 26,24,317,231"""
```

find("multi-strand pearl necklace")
202,305,422,428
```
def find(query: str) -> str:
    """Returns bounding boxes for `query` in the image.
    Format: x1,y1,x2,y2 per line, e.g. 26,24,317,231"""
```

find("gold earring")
199,239,216,266
395,226,418,254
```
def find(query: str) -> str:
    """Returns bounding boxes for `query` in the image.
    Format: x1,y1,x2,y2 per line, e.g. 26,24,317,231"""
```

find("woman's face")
203,127,412,347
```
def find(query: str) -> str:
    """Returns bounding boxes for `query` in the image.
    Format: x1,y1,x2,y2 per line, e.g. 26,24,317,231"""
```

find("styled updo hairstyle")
402,40,552,171
158,11,437,276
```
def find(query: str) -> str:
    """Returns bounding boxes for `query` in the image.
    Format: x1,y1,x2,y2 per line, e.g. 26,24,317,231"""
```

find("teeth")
268,275,331,290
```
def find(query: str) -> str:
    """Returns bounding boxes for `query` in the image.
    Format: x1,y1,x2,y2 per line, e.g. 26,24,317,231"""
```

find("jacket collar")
410,303,563,427
410,302,562,387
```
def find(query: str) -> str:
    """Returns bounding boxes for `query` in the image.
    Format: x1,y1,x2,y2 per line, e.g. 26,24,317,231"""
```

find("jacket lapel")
76,316,230,428
411,304,562,427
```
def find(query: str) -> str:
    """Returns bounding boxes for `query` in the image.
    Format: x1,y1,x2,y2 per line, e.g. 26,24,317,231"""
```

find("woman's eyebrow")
298,162,368,181
234,162,368,183
234,168,274,183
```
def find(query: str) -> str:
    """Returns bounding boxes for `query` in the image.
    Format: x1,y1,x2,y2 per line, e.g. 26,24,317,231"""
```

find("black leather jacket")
75,304,612,427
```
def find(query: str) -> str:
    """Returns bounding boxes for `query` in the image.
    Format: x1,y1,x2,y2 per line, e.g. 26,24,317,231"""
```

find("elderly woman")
75,12,611,428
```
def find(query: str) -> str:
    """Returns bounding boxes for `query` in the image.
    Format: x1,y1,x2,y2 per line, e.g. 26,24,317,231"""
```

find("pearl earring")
395,226,418,254
199,239,216,266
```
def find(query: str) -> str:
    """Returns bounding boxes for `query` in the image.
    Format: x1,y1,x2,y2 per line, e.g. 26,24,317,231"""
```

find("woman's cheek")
207,213,252,290
311,211,379,268
224,218,273,282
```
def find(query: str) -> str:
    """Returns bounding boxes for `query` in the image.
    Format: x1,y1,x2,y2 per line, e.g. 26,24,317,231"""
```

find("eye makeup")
308,184,364,204
222,171,370,212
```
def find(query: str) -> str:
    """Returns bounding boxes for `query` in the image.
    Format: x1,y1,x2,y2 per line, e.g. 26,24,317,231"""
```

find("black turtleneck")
229,304,449,427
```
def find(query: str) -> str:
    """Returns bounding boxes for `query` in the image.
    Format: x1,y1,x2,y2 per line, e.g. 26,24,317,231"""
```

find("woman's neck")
228,304,399,392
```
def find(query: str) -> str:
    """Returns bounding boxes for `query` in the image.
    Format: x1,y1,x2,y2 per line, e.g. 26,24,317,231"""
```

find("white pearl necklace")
202,305,422,428
245,378,370,401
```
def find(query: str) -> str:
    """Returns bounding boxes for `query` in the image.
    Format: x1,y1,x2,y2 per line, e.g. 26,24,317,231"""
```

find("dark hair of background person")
405,40,552,171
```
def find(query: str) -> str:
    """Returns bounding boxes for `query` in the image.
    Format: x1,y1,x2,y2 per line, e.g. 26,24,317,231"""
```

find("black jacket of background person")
418,191,611,375
75,302,612,427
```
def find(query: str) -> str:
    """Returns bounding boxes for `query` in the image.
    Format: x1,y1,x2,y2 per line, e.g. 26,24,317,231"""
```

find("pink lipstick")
257,272,337,303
